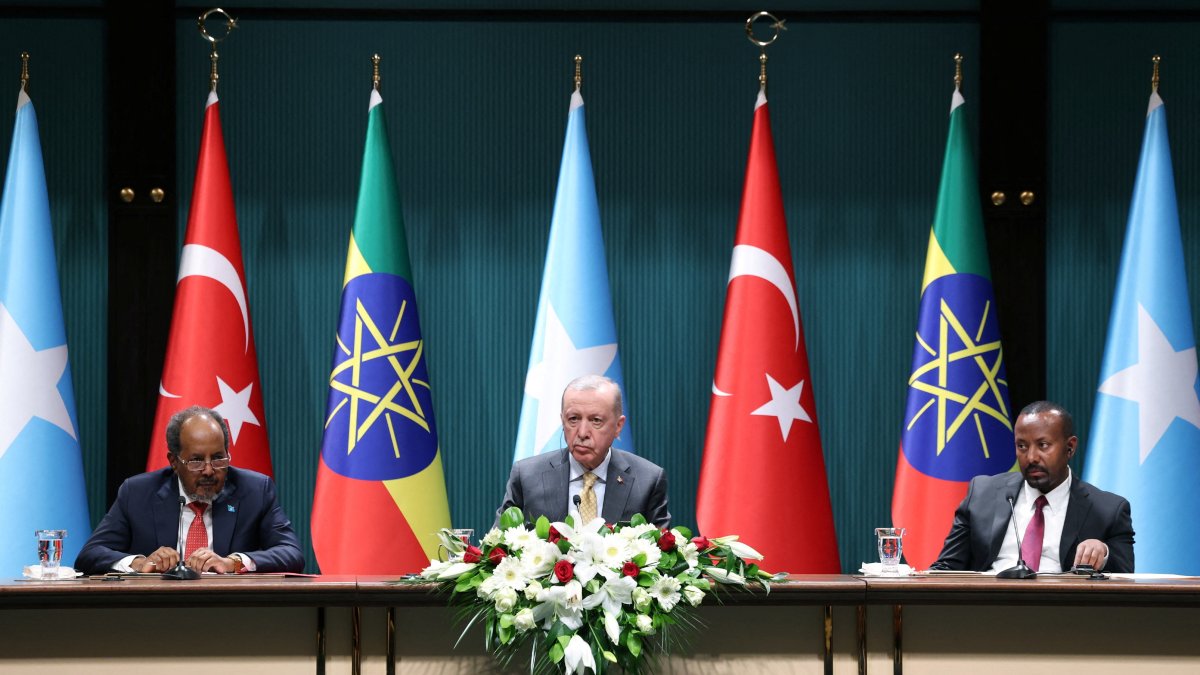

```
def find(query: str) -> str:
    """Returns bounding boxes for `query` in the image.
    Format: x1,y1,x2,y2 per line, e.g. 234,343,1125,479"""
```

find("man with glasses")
77,406,303,575
495,375,671,528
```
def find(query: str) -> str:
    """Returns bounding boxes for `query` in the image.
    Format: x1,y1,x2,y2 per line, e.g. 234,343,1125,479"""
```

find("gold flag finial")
372,54,381,92
19,52,29,93
574,55,582,92
1151,54,1161,93
198,7,238,92
954,53,964,92
745,11,786,93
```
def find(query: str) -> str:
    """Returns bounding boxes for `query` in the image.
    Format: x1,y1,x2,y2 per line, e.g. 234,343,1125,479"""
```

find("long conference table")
3,573,1200,674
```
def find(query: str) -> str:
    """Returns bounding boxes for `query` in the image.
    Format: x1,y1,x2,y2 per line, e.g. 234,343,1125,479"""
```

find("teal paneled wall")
0,21,107,527
172,17,980,573
1048,24,1200,476
174,17,977,572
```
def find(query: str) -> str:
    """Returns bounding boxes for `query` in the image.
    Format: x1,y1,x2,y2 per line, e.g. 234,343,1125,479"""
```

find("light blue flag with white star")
0,89,91,574
1084,90,1200,574
512,89,634,462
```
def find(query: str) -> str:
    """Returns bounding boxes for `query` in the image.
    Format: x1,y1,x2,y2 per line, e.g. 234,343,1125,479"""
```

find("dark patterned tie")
1021,495,1049,571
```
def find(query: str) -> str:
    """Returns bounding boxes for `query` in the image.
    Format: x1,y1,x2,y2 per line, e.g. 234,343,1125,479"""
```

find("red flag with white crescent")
696,92,840,572
146,92,271,476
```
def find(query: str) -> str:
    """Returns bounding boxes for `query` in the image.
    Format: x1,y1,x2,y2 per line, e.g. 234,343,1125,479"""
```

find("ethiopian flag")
311,87,451,574
892,85,1015,569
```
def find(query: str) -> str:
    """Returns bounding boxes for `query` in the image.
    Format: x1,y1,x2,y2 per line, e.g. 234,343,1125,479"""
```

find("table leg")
316,607,326,675
892,604,903,675
824,605,833,675
352,606,361,675
857,604,867,675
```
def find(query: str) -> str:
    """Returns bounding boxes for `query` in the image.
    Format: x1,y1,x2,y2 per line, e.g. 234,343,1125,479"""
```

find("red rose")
462,545,483,564
691,536,710,551
554,559,575,583
488,547,507,566
548,526,562,544
622,561,640,578
658,530,677,551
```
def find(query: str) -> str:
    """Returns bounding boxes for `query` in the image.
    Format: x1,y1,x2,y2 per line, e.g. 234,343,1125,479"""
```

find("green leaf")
497,621,513,644
632,552,647,567
557,539,571,554
660,551,678,568
630,513,648,527
453,571,477,592
549,642,565,663
638,572,656,587
603,650,617,663
535,515,551,539
499,507,525,530
499,614,514,628
627,632,643,658
674,526,692,540
746,563,760,577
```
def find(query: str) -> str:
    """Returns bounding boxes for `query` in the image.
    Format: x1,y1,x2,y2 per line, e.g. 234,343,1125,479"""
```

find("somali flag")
1084,89,1200,574
0,89,91,574
512,89,634,462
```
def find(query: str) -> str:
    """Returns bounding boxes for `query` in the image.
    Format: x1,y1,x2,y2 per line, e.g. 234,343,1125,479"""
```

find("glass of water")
874,527,905,576
35,530,67,580
451,528,474,545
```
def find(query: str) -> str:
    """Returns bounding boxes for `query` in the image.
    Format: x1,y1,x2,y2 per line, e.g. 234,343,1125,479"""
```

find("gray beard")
186,491,217,504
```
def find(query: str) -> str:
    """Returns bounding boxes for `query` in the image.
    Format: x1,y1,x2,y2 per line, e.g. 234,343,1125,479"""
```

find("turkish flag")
696,93,839,573
146,92,271,476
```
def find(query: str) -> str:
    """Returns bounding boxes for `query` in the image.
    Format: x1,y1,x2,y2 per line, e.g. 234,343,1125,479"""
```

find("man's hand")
185,547,237,574
1073,539,1109,570
132,547,180,573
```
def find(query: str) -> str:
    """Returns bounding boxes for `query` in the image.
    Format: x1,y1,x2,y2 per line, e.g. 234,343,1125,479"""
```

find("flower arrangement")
418,507,775,674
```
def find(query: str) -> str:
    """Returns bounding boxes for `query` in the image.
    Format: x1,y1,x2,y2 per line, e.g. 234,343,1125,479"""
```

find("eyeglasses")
176,454,232,472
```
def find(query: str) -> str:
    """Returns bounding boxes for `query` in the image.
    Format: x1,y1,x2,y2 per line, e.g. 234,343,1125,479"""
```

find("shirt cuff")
114,555,139,573
235,553,257,573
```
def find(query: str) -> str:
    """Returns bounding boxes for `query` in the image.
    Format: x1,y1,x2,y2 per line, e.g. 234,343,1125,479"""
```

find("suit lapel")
155,473,181,549
1059,477,1091,569
986,473,1024,565
539,450,571,522
602,452,633,523
212,474,240,555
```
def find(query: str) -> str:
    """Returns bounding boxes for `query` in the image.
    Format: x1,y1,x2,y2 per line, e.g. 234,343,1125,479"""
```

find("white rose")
514,607,536,632
493,586,518,613
632,587,652,613
635,613,655,635
683,585,705,607
481,528,503,547
524,580,543,601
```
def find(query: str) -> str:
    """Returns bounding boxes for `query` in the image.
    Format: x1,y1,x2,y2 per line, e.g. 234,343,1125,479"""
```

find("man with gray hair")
496,375,671,527
77,405,303,575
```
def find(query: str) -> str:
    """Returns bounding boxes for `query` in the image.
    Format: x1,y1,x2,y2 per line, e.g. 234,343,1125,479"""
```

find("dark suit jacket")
496,448,671,528
76,467,304,574
930,472,1134,573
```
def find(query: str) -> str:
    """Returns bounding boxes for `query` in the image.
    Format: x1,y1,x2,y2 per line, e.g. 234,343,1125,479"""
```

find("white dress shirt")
113,483,255,572
988,468,1076,573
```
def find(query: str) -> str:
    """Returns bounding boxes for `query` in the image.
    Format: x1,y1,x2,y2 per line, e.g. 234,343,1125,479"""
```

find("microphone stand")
996,496,1037,579
162,494,200,580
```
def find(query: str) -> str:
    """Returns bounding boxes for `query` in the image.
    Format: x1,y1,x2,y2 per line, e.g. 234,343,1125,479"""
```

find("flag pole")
372,53,381,92
19,51,29,93
1151,54,1160,93
197,7,238,93
574,54,582,92
954,53,963,92
745,10,786,93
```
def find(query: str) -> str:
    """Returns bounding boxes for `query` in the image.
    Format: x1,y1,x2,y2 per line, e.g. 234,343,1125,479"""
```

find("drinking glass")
451,528,474,545
35,529,67,580
874,527,905,576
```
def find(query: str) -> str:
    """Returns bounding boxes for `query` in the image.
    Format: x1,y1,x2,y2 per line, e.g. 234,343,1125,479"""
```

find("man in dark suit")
497,375,670,528
931,401,1134,573
77,406,303,575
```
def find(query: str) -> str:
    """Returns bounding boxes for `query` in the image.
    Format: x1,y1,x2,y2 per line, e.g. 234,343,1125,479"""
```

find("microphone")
996,496,1037,579
162,494,200,580
572,494,582,523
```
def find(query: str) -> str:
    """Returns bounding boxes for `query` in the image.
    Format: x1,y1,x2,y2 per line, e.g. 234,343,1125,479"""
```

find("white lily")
550,517,607,542
603,612,621,644
532,580,584,630
705,567,746,585
582,575,637,616
435,562,477,580
710,535,764,561
420,559,450,579
563,634,597,674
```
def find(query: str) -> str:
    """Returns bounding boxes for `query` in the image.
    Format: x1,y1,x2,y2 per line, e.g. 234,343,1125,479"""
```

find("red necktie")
1021,495,1049,572
185,502,209,556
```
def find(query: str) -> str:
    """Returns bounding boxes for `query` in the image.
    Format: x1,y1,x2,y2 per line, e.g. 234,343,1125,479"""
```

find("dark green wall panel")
1048,23,1200,476
0,20,107,527
172,18,977,572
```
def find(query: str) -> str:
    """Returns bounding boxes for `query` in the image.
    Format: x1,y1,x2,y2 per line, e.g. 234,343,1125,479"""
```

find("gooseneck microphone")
162,494,200,580
572,494,582,524
996,496,1037,579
